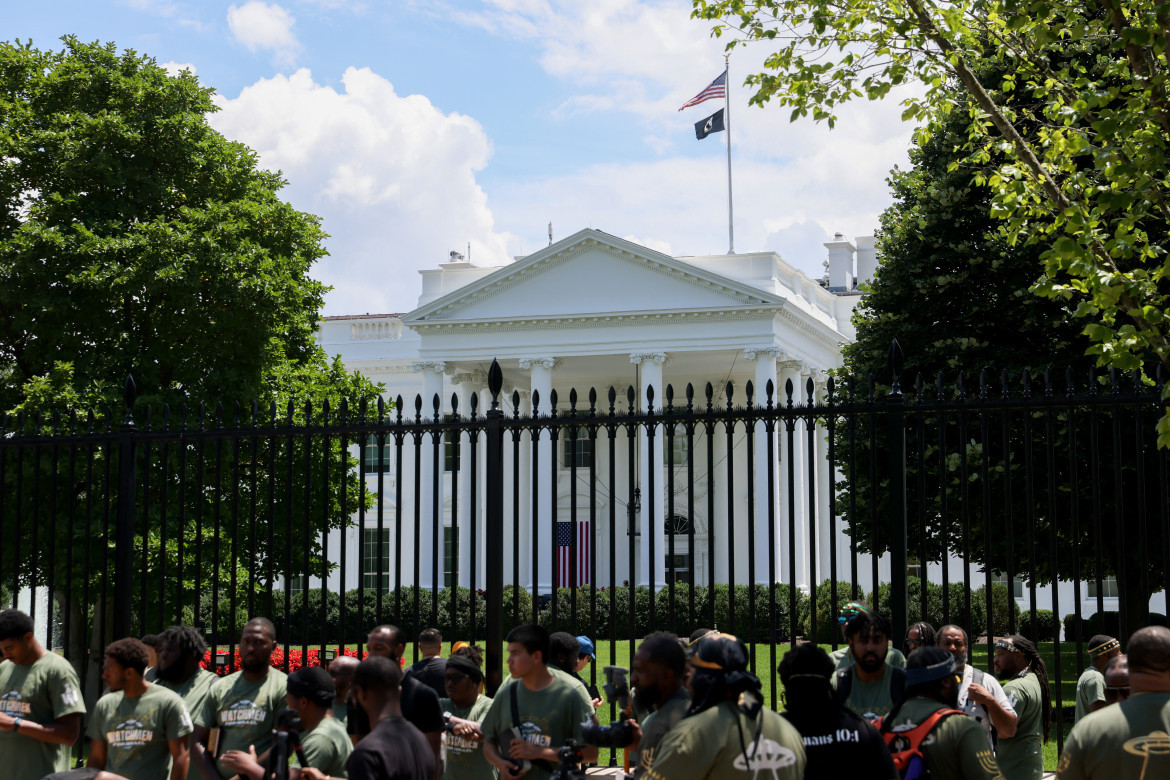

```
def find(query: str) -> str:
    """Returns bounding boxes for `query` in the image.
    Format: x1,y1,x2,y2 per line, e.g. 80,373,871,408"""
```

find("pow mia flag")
694,108,725,140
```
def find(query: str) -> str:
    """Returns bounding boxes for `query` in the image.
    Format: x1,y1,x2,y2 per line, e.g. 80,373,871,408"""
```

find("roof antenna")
548,221,553,246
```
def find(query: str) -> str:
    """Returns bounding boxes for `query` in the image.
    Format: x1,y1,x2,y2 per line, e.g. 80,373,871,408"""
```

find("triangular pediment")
402,229,783,325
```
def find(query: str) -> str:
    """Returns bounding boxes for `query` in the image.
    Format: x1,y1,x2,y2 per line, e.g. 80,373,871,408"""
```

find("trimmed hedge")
1062,611,1170,643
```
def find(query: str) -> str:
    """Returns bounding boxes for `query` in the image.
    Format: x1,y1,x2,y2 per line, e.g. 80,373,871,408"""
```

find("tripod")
264,727,310,780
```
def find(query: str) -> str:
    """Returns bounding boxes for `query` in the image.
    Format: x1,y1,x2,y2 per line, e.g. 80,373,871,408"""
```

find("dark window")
444,526,459,588
444,415,461,472
562,426,594,469
362,528,390,591
361,433,391,474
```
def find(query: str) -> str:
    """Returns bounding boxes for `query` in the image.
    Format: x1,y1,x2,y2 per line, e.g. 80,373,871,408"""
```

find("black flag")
694,108,725,140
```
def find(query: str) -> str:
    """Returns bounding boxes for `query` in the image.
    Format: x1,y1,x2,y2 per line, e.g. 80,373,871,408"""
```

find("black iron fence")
1,347,1167,756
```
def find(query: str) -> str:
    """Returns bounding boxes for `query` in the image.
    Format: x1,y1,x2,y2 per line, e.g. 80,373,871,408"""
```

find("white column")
521,357,559,593
451,372,483,591
779,360,809,592
411,360,449,591
632,351,668,590
745,348,783,584
502,388,529,589
814,375,834,588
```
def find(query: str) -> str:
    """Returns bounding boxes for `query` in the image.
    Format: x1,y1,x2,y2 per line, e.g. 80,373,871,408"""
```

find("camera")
581,718,637,748
273,708,302,732
549,739,586,780
601,665,631,711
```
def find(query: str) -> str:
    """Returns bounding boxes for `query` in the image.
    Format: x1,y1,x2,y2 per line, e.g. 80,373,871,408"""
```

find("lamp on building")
627,487,642,537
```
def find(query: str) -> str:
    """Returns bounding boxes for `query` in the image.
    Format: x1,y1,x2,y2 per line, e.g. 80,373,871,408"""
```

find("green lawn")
270,639,1083,770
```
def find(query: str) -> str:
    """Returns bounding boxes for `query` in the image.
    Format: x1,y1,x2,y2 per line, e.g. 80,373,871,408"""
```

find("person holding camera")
481,625,595,780
192,618,288,780
646,633,805,780
347,656,436,780
439,646,497,780
628,632,690,777
220,665,352,780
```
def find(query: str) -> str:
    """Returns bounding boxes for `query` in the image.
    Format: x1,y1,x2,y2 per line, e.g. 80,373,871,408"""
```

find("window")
444,415,461,472
665,515,693,585
1088,576,1119,599
906,560,923,582
991,572,1024,598
361,528,390,591
562,426,594,469
361,433,391,474
664,424,690,466
444,526,459,588
287,575,306,596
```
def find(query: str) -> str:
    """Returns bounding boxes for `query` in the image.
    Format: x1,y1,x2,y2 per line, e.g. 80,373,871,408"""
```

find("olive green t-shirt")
633,687,690,777
882,698,1001,780
497,666,594,716
0,651,87,780
829,646,907,671
480,673,591,780
87,683,193,780
1074,667,1105,723
998,672,1043,780
646,701,806,780
1058,691,1170,780
297,714,351,778
332,701,348,725
439,694,497,780
831,664,899,723
154,668,218,780
195,668,288,779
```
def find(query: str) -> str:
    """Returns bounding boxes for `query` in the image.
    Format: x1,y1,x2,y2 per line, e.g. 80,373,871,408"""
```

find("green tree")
0,38,379,687
692,0,1170,446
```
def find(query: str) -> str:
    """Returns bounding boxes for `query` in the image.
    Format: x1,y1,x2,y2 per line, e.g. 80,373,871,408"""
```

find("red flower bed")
201,647,405,676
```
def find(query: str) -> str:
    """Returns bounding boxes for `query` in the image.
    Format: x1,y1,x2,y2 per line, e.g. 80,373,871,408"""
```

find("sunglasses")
445,671,469,685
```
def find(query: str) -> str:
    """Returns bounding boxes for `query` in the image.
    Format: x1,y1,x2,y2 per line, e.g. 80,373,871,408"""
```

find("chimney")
824,232,855,291
855,236,878,287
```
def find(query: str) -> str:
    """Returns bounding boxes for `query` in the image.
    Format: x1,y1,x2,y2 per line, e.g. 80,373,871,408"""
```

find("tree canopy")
0,38,381,663
692,0,1170,446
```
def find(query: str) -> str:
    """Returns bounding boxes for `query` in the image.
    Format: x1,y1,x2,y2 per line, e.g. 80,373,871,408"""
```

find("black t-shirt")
406,656,447,699
782,704,899,780
348,673,444,738
346,714,436,780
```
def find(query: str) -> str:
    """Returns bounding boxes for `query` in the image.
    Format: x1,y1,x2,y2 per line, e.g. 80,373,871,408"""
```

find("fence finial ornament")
488,359,503,410
889,339,904,396
122,374,137,428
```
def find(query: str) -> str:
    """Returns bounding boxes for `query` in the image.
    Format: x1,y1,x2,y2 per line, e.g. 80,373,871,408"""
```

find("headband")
446,653,483,682
904,654,956,687
1089,639,1120,658
995,639,1022,653
690,633,745,671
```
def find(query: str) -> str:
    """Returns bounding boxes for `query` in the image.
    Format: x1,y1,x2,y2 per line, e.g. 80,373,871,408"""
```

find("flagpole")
725,54,734,254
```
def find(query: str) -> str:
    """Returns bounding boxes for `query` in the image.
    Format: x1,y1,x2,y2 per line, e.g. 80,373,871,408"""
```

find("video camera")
580,665,636,748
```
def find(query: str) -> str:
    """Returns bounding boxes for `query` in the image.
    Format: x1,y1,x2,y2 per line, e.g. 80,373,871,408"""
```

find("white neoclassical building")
314,228,885,599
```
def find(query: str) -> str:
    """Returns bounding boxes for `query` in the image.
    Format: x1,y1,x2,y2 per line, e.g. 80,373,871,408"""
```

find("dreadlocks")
1002,634,1052,742
161,624,208,659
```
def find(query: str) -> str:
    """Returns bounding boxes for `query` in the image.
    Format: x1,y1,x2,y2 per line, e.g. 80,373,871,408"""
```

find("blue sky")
7,0,917,315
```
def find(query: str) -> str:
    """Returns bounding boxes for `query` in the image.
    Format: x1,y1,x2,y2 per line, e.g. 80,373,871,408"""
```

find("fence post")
484,360,505,696
887,341,909,647
113,374,138,641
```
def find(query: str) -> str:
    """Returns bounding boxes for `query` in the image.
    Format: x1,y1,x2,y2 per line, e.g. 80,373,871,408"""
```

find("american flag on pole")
556,520,591,587
678,70,727,111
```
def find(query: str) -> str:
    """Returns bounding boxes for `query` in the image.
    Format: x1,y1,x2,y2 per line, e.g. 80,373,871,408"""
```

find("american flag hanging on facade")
556,520,591,587
678,70,727,111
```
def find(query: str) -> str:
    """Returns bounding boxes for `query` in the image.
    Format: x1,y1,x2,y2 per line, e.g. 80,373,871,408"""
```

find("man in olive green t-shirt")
1074,635,1120,723
481,625,595,780
1058,626,1170,780
878,647,1001,780
193,617,288,779
629,632,690,777
87,637,193,780
827,601,907,672
994,636,1051,780
154,625,220,780
221,665,351,780
647,633,806,780
831,610,905,723
0,608,86,780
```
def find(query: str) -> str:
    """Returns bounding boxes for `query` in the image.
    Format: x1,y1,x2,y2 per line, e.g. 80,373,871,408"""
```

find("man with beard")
779,644,897,780
1058,626,1170,780
877,647,1001,780
346,625,442,779
628,632,690,777
646,633,805,780
829,602,906,671
1102,655,1128,706
1074,635,1121,722
153,625,218,780
192,618,287,780
0,608,86,780
347,657,435,780
85,637,193,780
993,635,1051,780
937,624,1017,749
831,611,906,723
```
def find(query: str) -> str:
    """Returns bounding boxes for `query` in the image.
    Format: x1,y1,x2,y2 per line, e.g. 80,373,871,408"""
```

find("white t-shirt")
956,663,1016,750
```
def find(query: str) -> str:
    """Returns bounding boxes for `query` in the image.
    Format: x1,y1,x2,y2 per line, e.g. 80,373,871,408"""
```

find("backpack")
876,708,963,780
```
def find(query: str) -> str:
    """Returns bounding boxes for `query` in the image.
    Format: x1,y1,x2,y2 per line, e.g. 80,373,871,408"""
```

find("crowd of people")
1,603,1168,779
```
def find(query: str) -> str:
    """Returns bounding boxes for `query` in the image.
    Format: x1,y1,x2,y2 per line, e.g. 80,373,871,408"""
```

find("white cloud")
161,61,196,76
228,2,300,64
209,67,517,315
